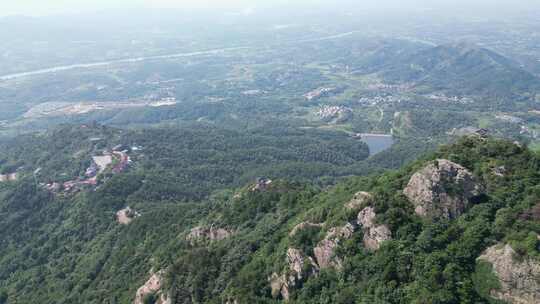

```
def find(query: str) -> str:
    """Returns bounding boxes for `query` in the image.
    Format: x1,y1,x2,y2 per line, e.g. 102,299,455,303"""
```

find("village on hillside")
43,144,132,194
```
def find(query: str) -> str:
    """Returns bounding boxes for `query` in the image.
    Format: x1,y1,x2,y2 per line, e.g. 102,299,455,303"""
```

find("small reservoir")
359,134,394,156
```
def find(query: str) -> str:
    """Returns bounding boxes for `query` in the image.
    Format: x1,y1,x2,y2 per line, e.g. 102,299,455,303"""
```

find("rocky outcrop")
270,272,290,300
134,271,171,304
313,223,356,269
186,226,233,244
345,191,373,211
270,248,319,301
289,222,323,237
403,159,484,220
116,207,140,225
357,207,391,250
478,244,540,304
271,200,379,299
492,165,507,177
251,177,273,192
286,248,318,279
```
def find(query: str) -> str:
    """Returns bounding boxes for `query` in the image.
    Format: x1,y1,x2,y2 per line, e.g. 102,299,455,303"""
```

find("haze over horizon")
1,0,540,303
2,0,539,17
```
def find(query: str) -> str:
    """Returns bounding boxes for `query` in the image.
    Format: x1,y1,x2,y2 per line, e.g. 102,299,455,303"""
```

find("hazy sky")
1,0,538,17
1,0,274,16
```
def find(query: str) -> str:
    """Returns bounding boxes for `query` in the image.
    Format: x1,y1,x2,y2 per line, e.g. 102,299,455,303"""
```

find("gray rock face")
403,159,483,219
478,244,540,304
133,271,171,304
492,165,507,177
313,223,356,269
251,178,273,192
186,226,232,244
270,272,290,300
116,207,140,225
286,248,318,278
357,206,392,250
270,194,378,300
269,248,318,301
289,222,323,238
345,191,373,211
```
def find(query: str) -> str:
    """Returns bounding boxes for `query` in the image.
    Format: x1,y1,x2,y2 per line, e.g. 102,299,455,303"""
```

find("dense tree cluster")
0,129,538,303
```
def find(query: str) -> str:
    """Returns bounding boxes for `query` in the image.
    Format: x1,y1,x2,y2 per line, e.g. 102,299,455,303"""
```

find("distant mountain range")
378,42,540,97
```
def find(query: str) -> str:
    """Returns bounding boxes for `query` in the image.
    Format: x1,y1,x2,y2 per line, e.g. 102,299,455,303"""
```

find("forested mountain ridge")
379,42,540,98
2,5,540,304
0,127,539,303
168,135,540,304
0,124,373,200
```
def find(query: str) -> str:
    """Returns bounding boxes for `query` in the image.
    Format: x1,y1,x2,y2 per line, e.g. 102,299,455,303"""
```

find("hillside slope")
164,135,540,304
380,42,540,98
0,131,539,303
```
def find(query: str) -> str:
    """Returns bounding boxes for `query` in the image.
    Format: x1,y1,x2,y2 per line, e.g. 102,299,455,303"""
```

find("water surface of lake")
360,134,394,156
